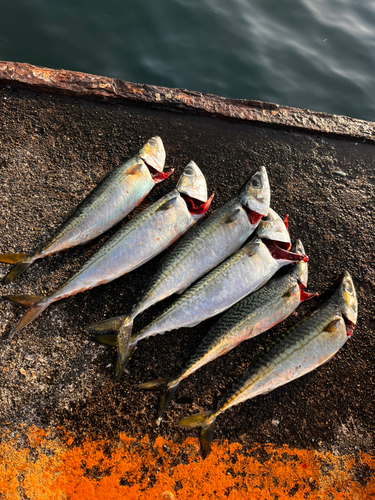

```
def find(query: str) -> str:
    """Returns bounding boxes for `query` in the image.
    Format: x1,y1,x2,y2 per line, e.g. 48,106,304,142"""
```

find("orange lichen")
0,427,374,500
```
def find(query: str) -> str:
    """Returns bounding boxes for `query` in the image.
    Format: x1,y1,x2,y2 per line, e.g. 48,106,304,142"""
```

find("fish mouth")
181,193,214,216
242,204,263,225
344,317,355,337
143,161,167,179
263,239,308,262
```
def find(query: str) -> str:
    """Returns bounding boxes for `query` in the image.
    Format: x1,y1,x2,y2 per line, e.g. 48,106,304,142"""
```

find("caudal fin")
94,334,117,347
85,315,126,333
115,317,134,377
3,294,48,332
178,410,216,459
115,344,136,377
138,378,180,418
0,253,32,284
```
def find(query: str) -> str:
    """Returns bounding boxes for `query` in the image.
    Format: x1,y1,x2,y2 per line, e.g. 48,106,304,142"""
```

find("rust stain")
0,60,374,143
0,427,374,500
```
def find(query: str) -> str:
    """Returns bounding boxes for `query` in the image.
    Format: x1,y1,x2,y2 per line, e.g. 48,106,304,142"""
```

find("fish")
89,166,271,376
178,271,358,458
4,161,214,332
138,239,317,418
0,136,169,284
117,208,307,373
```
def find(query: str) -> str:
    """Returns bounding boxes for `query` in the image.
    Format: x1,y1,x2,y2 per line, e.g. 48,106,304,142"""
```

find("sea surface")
1,0,375,122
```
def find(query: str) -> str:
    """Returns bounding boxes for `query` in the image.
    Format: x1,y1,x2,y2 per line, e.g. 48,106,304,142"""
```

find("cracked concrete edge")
0,60,374,143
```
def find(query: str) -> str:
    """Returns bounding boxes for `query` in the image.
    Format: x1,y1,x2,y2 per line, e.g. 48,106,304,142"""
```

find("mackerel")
139,240,317,417
0,136,169,284
178,271,358,458
89,167,270,375
5,162,213,332
123,208,307,371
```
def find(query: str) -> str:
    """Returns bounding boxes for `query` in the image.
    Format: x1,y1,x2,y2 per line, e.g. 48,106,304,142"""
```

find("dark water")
1,0,375,121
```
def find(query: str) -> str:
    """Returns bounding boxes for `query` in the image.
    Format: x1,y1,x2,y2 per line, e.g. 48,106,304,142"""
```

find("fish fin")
0,253,32,284
138,378,179,418
178,410,216,459
115,342,136,378
4,294,44,307
157,384,179,418
85,315,125,333
3,262,33,284
282,289,295,299
94,334,117,347
324,318,341,333
126,163,143,175
116,316,134,367
242,245,258,257
0,253,29,264
178,410,213,428
283,214,289,229
4,294,48,331
200,421,216,459
224,208,241,224
155,197,179,212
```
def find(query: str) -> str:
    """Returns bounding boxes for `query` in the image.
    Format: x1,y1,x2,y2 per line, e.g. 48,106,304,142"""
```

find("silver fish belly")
131,237,304,347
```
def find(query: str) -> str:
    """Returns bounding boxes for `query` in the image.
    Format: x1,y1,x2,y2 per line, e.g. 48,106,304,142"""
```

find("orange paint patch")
0,428,374,500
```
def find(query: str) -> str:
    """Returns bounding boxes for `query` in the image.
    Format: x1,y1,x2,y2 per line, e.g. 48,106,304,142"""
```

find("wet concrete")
0,83,374,460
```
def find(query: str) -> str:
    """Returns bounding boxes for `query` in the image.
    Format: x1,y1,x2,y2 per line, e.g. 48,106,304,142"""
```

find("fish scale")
40,161,151,256
88,166,271,376
131,234,304,346
138,240,311,418
171,274,300,385
216,302,343,418
130,197,254,318
47,190,184,300
5,161,212,332
178,272,357,458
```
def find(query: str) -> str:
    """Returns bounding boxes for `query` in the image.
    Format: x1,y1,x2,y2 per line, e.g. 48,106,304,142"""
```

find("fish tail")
94,334,117,347
3,294,48,332
0,253,32,284
115,343,136,377
85,315,126,333
178,410,216,459
115,316,134,377
138,377,180,418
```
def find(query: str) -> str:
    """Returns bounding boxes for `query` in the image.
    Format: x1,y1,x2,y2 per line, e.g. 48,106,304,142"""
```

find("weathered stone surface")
1,60,374,142
0,80,374,463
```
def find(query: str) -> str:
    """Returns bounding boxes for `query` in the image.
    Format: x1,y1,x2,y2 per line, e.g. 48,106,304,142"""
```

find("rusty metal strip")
0,60,374,142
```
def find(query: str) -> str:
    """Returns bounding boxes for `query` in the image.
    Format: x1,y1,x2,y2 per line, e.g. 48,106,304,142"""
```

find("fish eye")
184,167,195,176
251,176,261,189
345,281,354,295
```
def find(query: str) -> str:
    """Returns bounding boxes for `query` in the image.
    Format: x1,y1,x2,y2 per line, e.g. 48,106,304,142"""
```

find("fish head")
176,161,208,203
139,136,166,172
291,239,308,286
256,208,291,249
239,166,270,218
337,271,358,330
